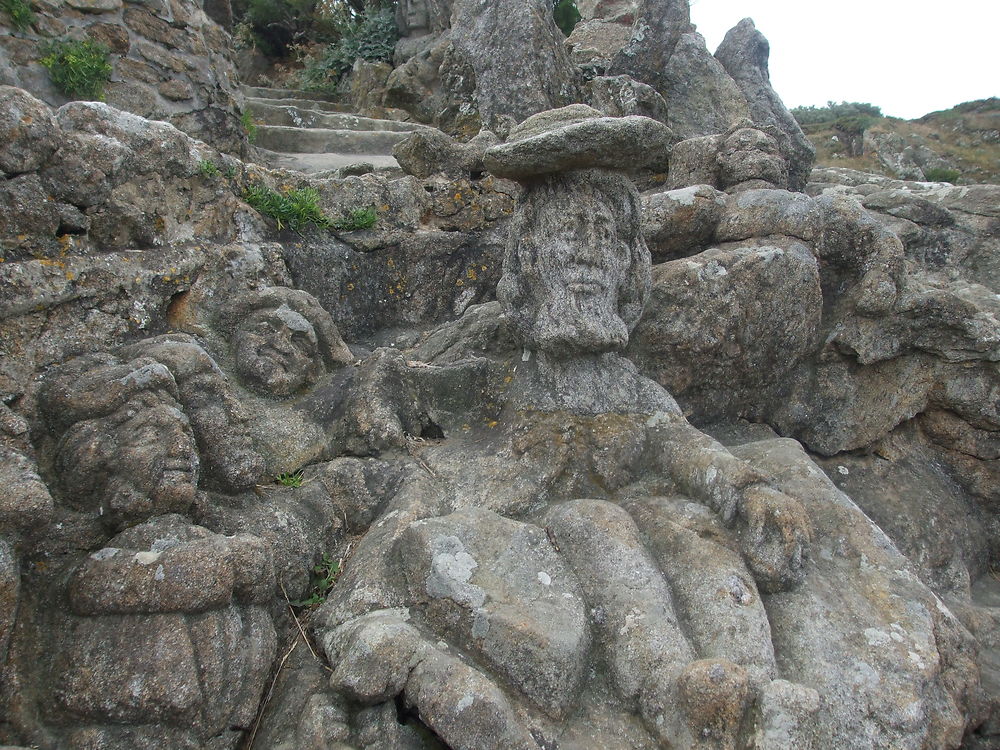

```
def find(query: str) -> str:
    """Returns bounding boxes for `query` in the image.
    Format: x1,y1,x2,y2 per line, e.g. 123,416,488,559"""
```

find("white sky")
688,1,1000,120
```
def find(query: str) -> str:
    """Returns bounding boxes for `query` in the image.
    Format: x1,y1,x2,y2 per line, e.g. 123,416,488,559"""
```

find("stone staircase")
242,85,431,175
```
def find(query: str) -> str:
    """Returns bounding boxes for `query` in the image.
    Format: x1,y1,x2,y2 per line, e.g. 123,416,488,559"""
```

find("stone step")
247,101,428,133
241,85,343,103
245,96,355,114
254,125,411,155
255,148,402,176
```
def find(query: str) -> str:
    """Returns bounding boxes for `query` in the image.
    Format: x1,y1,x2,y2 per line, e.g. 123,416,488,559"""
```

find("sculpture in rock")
300,107,823,750
39,353,200,529
218,286,354,399
12,514,278,750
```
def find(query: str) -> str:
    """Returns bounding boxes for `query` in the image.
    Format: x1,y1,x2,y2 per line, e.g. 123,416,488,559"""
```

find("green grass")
243,182,331,232
290,553,342,607
333,206,378,231
274,468,304,487
241,110,258,143
1,0,34,31
197,159,221,178
39,39,112,101
923,167,962,183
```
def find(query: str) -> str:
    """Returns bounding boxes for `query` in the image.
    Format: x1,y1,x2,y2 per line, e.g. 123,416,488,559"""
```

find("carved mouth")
566,264,609,295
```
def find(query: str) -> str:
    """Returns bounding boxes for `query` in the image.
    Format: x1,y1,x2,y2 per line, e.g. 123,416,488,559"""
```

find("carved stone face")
718,127,788,189
232,304,322,396
401,0,430,33
498,170,650,357
56,391,199,524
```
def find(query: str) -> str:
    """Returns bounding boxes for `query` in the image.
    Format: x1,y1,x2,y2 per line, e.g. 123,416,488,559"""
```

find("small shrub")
300,9,397,90
1,0,35,32
240,110,258,143
552,0,580,37
197,159,221,178
243,182,331,232
333,206,378,231
923,167,961,183
40,39,113,101
792,101,883,127
290,552,342,607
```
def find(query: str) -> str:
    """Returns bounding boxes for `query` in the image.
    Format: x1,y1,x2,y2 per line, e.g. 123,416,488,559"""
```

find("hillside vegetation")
793,98,1000,184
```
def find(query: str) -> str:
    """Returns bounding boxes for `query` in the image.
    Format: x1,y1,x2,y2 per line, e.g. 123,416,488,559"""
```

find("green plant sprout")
333,206,378,231
197,159,221,178
1,0,35,32
290,553,342,607
274,468,305,487
242,182,331,233
39,38,113,101
240,110,258,143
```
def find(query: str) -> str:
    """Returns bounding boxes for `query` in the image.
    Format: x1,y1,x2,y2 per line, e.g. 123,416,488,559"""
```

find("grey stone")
715,19,815,191
397,507,590,717
448,0,581,131
0,86,59,176
495,165,651,355
659,31,749,139
485,106,673,179
586,74,669,123
38,353,200,528
609,0,691,96
641,183,727,261
565,19,633,68
393,128,499,179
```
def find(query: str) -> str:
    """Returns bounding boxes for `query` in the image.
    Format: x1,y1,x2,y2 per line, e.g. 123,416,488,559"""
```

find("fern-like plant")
39,39,113,101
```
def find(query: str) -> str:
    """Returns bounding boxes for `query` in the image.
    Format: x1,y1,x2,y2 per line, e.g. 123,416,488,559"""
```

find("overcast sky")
688,1,1000,120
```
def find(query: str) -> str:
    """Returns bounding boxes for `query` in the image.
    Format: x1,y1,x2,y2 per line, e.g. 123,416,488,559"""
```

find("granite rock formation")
1,4,999,749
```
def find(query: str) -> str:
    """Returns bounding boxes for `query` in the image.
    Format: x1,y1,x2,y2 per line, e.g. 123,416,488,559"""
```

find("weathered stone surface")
484,105,672,179
448,0,581,130
715,19,815,191
641,183,727,260
398,508,590,716
1,0,248,154
576,0,637,22
0,86,59,176
660,31,749,139
585,74,669,123
609,0,691,96
632,240,823,422
733,437,979,749
393,128,499,178
565,19,632,68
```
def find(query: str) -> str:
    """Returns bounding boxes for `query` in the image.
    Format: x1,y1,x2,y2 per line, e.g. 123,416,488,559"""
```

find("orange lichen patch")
467,268,477,280
387,258,395,268
456,279,464,286
346,282,355,291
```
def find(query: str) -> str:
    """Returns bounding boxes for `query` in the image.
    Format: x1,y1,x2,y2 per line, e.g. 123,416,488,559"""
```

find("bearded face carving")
497,169,651,357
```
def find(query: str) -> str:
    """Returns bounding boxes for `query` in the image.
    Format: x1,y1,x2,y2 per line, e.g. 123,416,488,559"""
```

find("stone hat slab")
484,104,673,180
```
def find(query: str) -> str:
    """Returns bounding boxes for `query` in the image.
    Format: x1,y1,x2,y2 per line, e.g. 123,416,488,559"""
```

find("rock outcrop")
0,0,248,154
0,5,998,749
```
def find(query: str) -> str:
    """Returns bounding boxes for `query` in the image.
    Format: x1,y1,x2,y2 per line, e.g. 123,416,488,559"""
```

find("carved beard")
531,282,629,356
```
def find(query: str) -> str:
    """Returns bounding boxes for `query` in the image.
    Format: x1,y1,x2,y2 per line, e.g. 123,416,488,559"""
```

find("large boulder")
447,0,582,131
715,19,815,191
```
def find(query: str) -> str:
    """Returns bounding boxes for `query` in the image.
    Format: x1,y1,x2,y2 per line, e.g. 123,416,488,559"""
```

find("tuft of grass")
290,553,342,607
1,0,34,31
241,110,258,143
333,206,378,232
243,182,331,233
922,167,962,184
197,159,220,178
40,38,112,101
274,468,305,487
